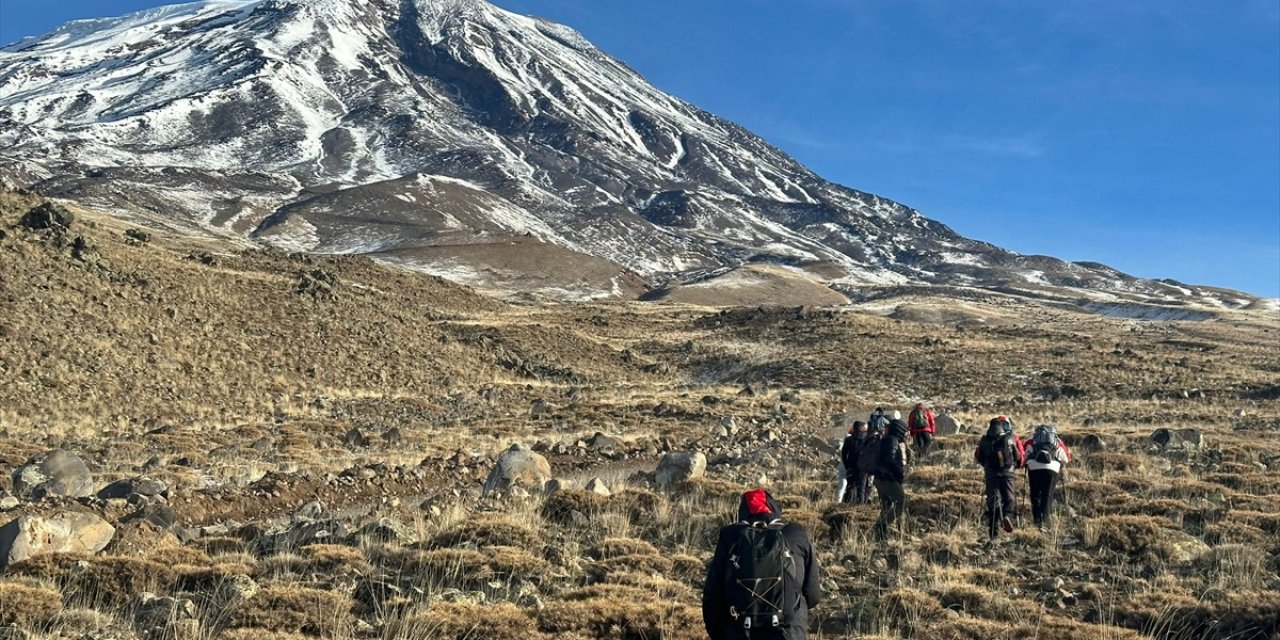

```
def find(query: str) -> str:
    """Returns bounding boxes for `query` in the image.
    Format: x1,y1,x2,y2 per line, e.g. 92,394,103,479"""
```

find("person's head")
888,419,909,439
852,420,867,434
990,415,1012,435
738,488,780,523
873,407,884,415
914,402,925,410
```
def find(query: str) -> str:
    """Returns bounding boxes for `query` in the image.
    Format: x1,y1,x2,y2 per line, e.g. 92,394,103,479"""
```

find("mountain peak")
0,1,1261,308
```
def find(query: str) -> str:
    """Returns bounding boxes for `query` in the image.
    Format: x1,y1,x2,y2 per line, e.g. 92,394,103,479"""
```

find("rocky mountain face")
0,0,1257,306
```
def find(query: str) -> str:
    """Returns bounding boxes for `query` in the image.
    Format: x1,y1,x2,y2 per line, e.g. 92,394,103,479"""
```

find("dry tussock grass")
389,602,543,640
224,584,355,637
0,581,63,628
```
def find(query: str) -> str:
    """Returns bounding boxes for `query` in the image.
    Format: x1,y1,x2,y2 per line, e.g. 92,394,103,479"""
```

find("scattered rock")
343,428,370,448
0,495,19,511
1040,576,1065,592
584,432,621,452
0,512,116,568
215,574,259,605
584,478,611,497
105,519,180,557
655,451,706,489
124,228,151,244
12,450,95,499
133,592,198,636
294,500,328,521
97,476,168,500
530,399,551,417
720,416,738,435
1150,428,1203,450
355,517,414,544
19,202,74,230
482,443,553,497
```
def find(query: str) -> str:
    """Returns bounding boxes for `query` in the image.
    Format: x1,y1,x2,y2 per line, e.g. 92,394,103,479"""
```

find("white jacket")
1024,439,1071,474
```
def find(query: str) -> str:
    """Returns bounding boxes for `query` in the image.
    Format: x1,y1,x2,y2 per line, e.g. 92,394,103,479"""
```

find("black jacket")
877,420,911,483
841,434,871,473
702,491,822,640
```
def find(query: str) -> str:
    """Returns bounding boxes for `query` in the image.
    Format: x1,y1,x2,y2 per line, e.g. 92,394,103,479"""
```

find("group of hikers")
702,404,1073,639
836,403,1072,539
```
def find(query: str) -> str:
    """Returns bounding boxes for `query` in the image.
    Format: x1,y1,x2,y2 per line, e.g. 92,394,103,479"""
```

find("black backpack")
724,522,797,630
857,433,883,476
980,432,1019,473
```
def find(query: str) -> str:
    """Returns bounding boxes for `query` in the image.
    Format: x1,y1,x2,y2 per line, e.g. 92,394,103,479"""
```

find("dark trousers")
913,432,933,458
1028,469,1058,526
873,478,906,539
845,470,872,504
984,475,1016,538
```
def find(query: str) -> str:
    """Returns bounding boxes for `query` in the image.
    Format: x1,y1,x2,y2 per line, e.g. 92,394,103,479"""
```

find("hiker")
907,402,936,458
834,428,851,503
840,421,874,504
867,407,890,434
872,418,911,540
1022,424,1072,529
975,416,1025,539
703,488,822,640
856,417,887,505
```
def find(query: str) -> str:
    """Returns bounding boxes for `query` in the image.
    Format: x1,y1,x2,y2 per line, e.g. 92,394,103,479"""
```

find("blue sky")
3,0,1278,296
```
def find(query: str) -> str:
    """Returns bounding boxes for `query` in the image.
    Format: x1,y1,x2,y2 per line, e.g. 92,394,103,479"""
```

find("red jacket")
908,408,935,435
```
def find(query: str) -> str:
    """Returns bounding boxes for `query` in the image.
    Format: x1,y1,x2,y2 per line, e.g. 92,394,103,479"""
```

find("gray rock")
13,450,95,499
720,416,738,435
0,496,19,511
0,512,116,568
585,478,611,497
482,443,553,497
1150,428,1203,450
97,476,168,500
655,451,706,489
934,414,962,435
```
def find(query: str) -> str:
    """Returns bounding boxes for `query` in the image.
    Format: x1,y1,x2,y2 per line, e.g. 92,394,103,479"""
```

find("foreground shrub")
0,581,63,628
224,584,354,637
538,584,702,640
390,602,543,640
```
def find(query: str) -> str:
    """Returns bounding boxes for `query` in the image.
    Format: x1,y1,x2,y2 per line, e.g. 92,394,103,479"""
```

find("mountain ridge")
0,0,1261,307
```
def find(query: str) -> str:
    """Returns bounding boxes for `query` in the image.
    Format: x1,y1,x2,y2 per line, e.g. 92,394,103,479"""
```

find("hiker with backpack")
907,402,936,459
974,416,1025,539
703,488,822,640
1022,424,1073,530
867,407,890,434
840,421,875,504
872,418,911,540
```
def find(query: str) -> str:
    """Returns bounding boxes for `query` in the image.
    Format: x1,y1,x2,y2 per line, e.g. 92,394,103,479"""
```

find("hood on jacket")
738,488,782,523
887,419,909,440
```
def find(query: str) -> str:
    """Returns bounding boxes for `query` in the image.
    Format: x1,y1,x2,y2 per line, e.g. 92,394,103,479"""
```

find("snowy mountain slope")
0,0,1258,307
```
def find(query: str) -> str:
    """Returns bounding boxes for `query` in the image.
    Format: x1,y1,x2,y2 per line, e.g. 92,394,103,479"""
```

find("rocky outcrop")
0,512,116,568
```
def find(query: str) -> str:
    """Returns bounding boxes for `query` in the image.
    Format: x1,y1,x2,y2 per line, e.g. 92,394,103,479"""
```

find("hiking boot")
1002,516,1014,533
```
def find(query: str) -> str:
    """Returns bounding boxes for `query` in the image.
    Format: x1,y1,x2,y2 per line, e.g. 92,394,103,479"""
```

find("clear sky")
2,0,1278,296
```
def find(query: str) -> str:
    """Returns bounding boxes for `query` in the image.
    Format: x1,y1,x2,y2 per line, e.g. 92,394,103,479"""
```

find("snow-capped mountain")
0,0,1256,306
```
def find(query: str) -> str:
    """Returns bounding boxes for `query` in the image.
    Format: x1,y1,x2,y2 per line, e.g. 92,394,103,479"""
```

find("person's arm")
1058,441,1072,464
799,529,822,609
702,533,729,638
927,412,936,433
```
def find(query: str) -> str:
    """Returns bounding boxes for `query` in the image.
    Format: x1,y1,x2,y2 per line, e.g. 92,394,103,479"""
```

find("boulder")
12,450,95,499
97,476,168,500
482,443,553,496
934,414,962,435
0,512,116,568
655,451,707,489
584,478,611,497
1150,428,1203,450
